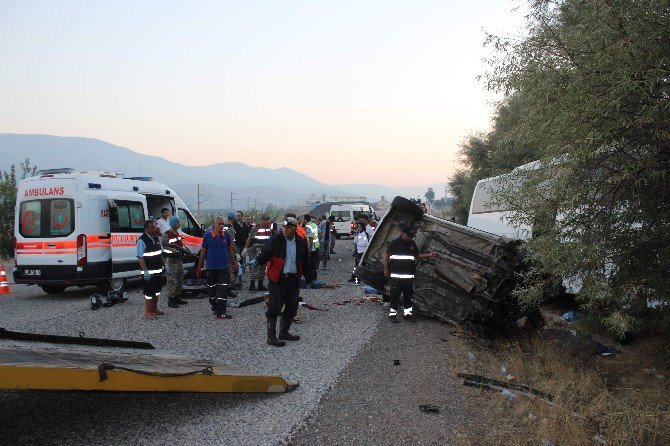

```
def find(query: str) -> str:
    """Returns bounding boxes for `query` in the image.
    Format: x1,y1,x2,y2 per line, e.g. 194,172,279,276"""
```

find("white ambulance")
14,168,204,294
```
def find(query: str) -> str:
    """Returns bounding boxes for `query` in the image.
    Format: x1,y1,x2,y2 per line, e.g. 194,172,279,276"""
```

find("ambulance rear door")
107,194,148,279
14,178,78,287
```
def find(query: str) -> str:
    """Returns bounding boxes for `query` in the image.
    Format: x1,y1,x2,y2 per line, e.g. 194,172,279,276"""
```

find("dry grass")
447,319,670,446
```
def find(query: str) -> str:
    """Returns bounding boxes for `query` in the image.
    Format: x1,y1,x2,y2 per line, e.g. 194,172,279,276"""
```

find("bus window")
471,178,512,214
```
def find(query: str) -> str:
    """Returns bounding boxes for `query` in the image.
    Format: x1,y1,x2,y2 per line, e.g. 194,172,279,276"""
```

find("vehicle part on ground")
0,328,297,393
355,196,526,336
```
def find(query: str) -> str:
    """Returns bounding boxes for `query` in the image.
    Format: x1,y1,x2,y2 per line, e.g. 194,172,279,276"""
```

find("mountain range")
0,134,448,209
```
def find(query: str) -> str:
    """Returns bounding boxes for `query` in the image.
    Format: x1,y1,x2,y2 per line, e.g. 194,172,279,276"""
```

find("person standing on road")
329,218,337,254
197,216,237,319
383,223,436,322
365,214,377,238
137,220,165,319
224,211,239,297
304,214,320,284
156,207,171,236
348,221,369,283
233,210,249,260
161,216,188,309
318,215,335,271
248,217,312,347
243,214,272,291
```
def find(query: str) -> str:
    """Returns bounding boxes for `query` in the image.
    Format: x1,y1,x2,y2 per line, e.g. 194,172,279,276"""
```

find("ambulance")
13,168,204,294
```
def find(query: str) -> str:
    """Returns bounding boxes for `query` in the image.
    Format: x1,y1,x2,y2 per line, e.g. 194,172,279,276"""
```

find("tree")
0,159,38,258
449,95,540,224
484,0,670,336
424,188,435,203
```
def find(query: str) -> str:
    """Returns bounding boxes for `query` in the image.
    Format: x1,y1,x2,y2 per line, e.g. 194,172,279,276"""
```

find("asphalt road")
0,239,468,445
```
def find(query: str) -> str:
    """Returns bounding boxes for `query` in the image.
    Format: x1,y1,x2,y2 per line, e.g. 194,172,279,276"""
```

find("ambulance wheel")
40,285,66,295
97,278,125,294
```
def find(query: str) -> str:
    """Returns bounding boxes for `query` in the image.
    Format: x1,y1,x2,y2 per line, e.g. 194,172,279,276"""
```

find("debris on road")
419,404,440,413
458,372,554,403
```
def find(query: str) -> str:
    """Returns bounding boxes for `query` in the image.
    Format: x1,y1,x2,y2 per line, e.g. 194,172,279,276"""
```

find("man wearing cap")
248,217,312,347
243,214,272,291
197,216,238,319
383,223,436,322
162,216,188,309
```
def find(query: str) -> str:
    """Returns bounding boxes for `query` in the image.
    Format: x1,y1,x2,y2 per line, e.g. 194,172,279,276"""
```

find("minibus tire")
40,285,67,295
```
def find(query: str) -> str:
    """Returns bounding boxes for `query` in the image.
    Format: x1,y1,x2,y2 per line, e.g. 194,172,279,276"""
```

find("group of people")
137,207,433,345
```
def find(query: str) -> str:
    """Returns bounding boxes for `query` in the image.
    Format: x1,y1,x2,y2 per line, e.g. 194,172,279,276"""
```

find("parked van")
14,168,204,294
328,203,378,238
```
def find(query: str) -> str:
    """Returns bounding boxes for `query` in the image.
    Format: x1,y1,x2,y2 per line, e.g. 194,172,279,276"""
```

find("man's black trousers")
309,248,319,282
207,268,229,315
389,278,414,311
266,274,300,319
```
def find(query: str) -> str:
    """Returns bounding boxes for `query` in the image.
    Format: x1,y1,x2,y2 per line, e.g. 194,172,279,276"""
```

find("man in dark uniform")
248,217,312,347
137,220,165,320
383,223,436,322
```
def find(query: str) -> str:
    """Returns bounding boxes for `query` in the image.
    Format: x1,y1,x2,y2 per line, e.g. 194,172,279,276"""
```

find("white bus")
467,161,538,239
467,160,582,293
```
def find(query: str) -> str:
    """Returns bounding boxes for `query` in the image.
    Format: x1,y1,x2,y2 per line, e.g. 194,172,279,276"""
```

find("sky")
0,0,528,187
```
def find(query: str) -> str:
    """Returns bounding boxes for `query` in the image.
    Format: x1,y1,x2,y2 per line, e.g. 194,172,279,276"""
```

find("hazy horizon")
0,0,528,187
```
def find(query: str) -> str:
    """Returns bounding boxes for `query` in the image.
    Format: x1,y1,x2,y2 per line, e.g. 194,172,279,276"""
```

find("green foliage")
483,0,670,336
449,95,541,224
424,188,435,203
0,159,38,258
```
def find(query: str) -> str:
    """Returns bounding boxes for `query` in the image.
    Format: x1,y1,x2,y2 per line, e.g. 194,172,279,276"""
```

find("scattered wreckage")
355,196,536,336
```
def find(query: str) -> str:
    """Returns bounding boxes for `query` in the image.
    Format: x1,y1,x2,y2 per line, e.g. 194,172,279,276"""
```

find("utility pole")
197,184,207,220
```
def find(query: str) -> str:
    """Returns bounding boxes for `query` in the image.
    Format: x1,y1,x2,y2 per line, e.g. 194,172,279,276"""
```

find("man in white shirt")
156,208,171,236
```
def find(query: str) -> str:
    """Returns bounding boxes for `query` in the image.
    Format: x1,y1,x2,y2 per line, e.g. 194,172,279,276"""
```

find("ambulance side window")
108,200,145,233
178,209,202,237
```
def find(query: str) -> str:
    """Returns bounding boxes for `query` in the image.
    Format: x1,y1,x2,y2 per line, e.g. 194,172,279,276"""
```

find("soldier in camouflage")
162,216,188,308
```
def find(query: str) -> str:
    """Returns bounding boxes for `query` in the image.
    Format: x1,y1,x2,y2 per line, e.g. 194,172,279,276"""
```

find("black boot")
249,281,257,291
168,298,179,309
257,280,268,291
266,317,286,347
177,298,188,305
278,315,300,341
